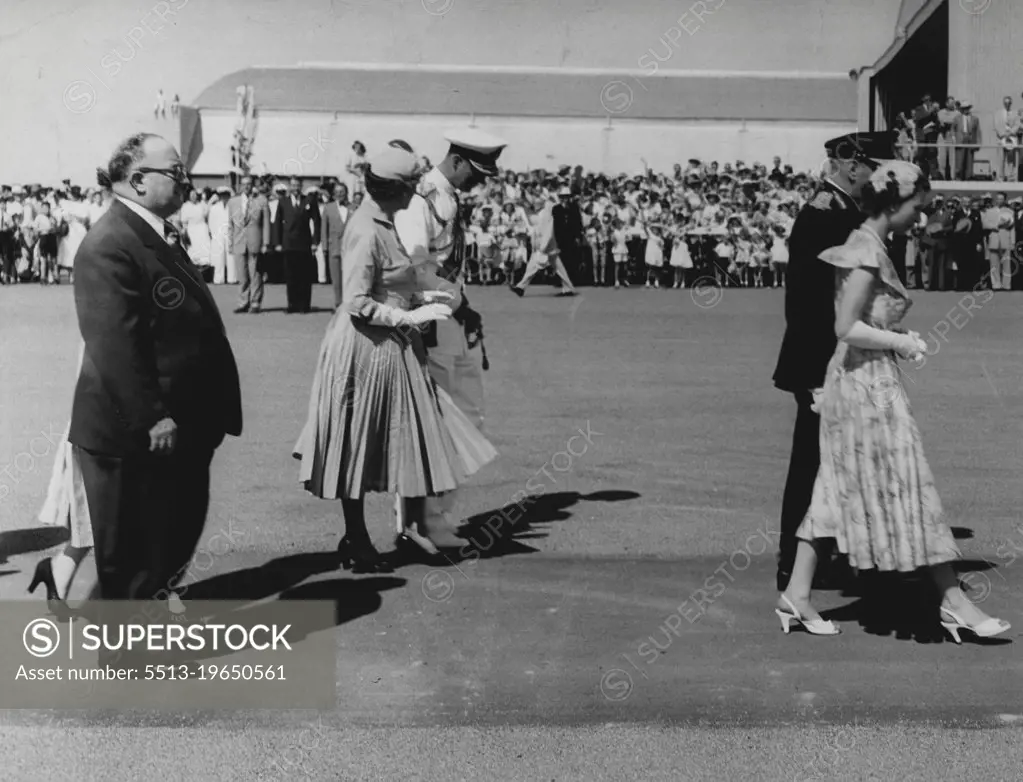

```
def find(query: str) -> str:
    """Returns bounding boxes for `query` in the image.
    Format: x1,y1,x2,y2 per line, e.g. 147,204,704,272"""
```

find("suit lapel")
110,201,224,328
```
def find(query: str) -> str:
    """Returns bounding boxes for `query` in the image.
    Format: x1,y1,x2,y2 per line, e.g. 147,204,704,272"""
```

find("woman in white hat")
293,147,496,572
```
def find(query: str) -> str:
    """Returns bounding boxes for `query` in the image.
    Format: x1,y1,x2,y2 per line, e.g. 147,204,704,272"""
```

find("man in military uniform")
773,131,895,592
394,128,506,548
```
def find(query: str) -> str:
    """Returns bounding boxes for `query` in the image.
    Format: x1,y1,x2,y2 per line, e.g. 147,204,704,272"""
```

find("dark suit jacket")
773,180,864,393
70,199,242,456
273,193,320,252
320,200,351,259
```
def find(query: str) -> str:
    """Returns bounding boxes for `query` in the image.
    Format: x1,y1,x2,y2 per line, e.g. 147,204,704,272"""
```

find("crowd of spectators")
4,143,1019,292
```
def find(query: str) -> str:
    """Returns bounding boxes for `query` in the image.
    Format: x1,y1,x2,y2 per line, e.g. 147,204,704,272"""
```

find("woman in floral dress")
777,161,1011,643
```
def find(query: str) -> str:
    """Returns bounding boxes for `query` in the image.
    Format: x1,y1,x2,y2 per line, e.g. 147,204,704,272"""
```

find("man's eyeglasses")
134,166,191,183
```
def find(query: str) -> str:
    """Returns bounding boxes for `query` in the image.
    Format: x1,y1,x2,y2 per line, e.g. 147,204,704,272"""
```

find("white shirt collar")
116,195,170,242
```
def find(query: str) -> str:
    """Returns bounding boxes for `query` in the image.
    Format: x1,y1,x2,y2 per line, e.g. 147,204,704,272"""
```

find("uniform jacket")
772,179,863,393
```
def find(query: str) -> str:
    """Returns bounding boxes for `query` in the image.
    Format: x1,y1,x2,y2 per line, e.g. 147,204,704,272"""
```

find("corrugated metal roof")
192,65,858,122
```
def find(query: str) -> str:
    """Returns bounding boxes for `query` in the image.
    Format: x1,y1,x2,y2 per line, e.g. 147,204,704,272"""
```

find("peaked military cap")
824,131,897,166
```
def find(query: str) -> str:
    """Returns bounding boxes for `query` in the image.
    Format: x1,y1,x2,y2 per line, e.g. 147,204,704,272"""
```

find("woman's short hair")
860,161,930,216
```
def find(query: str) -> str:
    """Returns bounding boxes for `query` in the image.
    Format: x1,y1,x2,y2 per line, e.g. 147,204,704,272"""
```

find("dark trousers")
926,246,949,291
284,250,314,312
778,390,820,573
76,442,214,600
328,254,343,309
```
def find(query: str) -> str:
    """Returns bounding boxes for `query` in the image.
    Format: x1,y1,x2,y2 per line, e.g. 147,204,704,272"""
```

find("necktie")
164,223,180,245
292,196,299,208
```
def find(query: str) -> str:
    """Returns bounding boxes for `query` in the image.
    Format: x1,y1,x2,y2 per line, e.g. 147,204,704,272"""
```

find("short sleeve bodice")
819,227,911,331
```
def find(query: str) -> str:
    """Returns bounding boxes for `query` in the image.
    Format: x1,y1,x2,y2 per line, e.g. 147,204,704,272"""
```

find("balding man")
71,133,242,601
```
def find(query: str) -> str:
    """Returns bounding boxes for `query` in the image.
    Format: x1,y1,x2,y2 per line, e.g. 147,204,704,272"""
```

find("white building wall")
192,111,854,178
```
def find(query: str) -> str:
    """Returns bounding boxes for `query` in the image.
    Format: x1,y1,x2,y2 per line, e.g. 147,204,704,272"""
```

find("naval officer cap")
445,128,507,177
824,130,897,167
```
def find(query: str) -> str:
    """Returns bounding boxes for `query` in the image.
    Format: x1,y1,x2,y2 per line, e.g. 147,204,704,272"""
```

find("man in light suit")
955,102,981,180
982,192,1014,289
71,133,242,602
229,175,270,313
320,181,350,309
936,97,961,180
994,96,1020,181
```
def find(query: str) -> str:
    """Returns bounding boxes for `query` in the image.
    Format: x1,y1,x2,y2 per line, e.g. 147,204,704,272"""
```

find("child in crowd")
475,218,498,285
611,218,629,289
586,217,606,287
734,229,751,288
644,223,664,288
751,231,770,289
669,215,694,289
714,233,734,288
770,225,789,288
33,201,58,284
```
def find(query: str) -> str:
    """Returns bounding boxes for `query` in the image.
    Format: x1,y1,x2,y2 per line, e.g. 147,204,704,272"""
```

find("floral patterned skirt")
797,344,960,571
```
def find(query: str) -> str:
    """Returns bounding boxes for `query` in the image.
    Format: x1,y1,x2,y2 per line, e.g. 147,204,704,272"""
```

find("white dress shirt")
116,195,173,244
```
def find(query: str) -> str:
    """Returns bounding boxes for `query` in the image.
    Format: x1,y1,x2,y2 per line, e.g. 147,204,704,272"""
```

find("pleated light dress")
293,198,496,500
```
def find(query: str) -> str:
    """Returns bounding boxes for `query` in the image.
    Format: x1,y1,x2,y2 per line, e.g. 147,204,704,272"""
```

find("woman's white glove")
895,331,927,361
809,387,825,413
418,290,455,305
405,302,452,326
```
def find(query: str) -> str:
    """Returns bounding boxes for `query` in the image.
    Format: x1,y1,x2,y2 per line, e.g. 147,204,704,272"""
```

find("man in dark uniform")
773,131,896,592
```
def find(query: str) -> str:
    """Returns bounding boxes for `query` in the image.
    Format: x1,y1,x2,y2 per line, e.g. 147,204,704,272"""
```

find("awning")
871,0,946,73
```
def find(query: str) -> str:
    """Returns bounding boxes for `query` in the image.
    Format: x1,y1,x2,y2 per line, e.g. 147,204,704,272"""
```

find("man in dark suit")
772,131,895,592
228,174,270,313
71,133,242,601
320,182,350,309
272,175,321,313
552,188,582,293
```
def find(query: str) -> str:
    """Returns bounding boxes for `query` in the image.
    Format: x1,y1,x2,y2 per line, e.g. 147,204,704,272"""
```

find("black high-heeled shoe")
28,558,71,619
337,536,393,574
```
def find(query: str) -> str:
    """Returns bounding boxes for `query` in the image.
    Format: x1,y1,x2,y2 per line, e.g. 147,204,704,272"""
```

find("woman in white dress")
180,189,211,267
56,187,90,281
33,346,92,615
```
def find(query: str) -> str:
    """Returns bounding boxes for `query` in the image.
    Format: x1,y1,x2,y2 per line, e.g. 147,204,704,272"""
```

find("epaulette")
809,191,833,210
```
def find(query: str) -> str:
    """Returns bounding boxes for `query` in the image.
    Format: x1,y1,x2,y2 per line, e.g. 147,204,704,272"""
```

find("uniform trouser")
235,249,263,309
988,249,1012,289
778,391,819,576
396,331,486,535
516,251,576,292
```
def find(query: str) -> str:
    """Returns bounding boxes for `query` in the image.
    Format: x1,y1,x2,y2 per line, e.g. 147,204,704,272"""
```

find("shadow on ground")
0,526,69,565
451,489,640,560
822,558,1011,645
